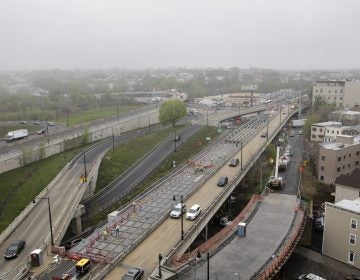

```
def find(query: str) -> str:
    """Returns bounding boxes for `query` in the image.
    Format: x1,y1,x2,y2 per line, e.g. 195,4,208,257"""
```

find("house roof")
335,169,360,189
335,198,360,213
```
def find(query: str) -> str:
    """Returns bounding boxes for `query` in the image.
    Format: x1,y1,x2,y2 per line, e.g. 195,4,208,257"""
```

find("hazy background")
1,0,359,70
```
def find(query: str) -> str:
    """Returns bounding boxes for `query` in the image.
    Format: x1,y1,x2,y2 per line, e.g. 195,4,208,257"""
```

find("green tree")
159,99,187,127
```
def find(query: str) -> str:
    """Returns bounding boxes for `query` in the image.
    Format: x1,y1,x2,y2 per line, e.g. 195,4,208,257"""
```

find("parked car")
229,158,239,167
122,268,144,280
217,176,228,187
186,204,201,220
63,238,82,250
297,273,326,280
4,240,25,259
260,131,267,138
170,203,186,219
19,121,27,124
345,275,360,280
37,128,46,135
219,216,232,226
48,122,55,126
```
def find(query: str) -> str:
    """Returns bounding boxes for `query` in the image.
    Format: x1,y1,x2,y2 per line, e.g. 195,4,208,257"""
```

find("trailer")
6,129,28,142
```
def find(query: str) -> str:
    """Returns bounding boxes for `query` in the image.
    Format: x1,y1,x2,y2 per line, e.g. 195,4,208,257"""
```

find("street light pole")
173,195,184,240
241,141,243,171
158,253,163,278
174,129,177,153
83,152,87,182
33,197,54,246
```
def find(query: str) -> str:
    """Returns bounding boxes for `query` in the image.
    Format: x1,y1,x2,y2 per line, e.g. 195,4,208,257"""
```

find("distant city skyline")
0,0,359,71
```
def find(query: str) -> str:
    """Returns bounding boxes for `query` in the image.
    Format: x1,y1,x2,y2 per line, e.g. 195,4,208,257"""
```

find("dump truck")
6,129,28,142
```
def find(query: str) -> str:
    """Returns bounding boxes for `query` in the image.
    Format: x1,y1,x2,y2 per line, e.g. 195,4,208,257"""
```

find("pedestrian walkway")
178,193,298,280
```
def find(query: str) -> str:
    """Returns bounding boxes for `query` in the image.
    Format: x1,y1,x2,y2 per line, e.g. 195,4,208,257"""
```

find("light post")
158,253,163,278
174,129,177,153
33,197,54,246
112,126,115,150
117,104,119,122
173,195,184,240
266,116,269,140
240,141,243,171
83,152,87,182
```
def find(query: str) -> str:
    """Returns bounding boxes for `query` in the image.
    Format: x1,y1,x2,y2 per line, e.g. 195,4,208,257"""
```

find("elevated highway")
0,103,305,280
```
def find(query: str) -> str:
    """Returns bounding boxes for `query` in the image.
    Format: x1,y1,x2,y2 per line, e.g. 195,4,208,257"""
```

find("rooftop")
335,169,360,189
321,135,360,150
312,121,342,127
331,110,360,116
335,198,360,213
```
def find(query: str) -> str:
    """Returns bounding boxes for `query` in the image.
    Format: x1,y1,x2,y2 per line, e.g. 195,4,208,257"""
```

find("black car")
229,158,239,167
4,240,25,259
122,268,144,280
217,176,228,187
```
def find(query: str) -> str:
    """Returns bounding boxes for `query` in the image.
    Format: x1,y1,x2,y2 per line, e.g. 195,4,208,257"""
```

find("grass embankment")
0,146,90,233
58,105,141,126
86,126,221,226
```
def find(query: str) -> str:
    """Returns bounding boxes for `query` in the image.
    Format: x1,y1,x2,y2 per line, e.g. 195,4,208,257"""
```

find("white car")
186,204,201,220
170,203,186,219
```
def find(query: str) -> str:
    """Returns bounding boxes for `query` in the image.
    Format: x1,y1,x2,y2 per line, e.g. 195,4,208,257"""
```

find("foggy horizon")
1,0,360,71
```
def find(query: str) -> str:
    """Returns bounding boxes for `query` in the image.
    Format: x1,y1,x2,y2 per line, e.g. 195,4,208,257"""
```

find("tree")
159,99,187,127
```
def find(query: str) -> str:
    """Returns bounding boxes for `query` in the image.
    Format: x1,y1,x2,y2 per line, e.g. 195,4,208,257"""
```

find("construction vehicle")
278,155,289,171
267,147,283,189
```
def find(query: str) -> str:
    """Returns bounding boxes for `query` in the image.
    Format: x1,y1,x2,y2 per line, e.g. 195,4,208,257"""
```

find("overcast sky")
0,0,359,71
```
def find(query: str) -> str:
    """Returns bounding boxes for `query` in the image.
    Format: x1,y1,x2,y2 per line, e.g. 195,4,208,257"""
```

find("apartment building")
329,110,360,126
311,121,344,142
312,80,360,108
334,169,360,203
323,198,360,269
318,135,360,184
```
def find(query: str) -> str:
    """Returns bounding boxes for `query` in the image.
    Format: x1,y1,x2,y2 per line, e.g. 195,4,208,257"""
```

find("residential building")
318,135,360,184
329,110,360,126
311,121,344,142
334,169,360,203
312,80,360,108
323,198,360,269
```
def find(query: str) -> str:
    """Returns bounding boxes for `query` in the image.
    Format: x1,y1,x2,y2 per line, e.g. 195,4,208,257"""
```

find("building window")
341,89,343,93
349,251,355,264
356,161,359,166
338,157,341,162
335,90,338,93
328,97,331,100
321,88,323,93
348,164,351,168
337,167,341,172
312,127,317,132
321,166,324,171
337,131,339,134
340,97,342,100
351,219,357,230
350,234,356,245
327,129,329,133
320,175,324,181
343,166,345,169
335,97,337,100
322,156,326,161
349,154,351,158
312,134,316,138
344,155,346,159
320,128,323,132
357,151,360,156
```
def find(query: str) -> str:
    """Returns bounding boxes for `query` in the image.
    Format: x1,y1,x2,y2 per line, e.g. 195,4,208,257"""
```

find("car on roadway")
48,122,55,126
63,238,82,250
186,204,201,220
37,128,46,135
217,176,228,187
260,131,267,138
33,121,40,125
229,158,239,167
174,134,181,142
20,121,27,124
289,131,295,137
122,267,144,280
170,203,186,219
297,273,326,280
4,240,25,259
298,130,303,135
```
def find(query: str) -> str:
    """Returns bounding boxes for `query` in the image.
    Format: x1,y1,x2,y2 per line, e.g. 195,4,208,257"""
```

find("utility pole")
299,71,302,120
66,109,69,127
117,104,119,122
